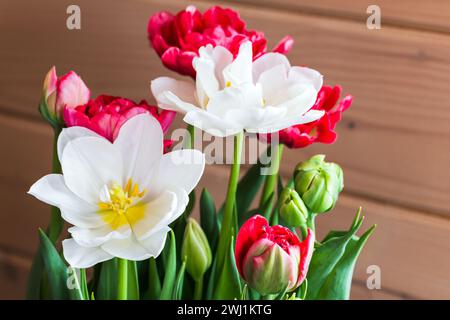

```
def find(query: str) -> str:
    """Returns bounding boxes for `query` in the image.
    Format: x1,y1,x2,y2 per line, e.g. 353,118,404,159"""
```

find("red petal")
296,229,315,287
235,215,269,277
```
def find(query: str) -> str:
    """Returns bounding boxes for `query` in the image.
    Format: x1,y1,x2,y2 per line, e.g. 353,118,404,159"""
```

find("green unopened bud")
279,187,308,228
294,154,344,213
182,218,212,281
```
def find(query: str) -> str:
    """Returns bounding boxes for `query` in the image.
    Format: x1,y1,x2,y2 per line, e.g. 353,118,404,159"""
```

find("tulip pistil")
98,178,147,229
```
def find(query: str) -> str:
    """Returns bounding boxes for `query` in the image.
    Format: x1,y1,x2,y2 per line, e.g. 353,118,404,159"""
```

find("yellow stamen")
98,179,147,230
226,81,231,87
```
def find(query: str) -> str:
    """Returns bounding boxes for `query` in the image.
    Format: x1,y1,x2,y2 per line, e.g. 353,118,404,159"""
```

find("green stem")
216,132,244,269
48,126,64,243
117,258,128,300
306,213,316,233
259,144,284,208
194,276,204,300
186,124,195,149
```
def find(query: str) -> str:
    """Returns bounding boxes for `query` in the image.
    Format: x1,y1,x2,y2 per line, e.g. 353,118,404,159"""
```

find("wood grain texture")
0,0,449,300
221,0,450,33
0,249,30,299
1,0,450,214
2,115,449,299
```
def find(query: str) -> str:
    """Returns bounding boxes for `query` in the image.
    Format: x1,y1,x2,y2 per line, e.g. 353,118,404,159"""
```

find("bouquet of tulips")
27,5,375,300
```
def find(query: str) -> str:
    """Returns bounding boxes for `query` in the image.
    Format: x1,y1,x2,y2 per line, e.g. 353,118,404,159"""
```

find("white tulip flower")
151,41,324,137
28,114,205,268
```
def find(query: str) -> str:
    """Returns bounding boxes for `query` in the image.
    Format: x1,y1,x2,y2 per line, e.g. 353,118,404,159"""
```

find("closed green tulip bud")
182,218,212,282
279,187,309,228
294,154,344,213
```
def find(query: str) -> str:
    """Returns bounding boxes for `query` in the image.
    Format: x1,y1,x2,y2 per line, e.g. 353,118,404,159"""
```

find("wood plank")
222,0,450,33
1,114,445,299
0,249,30,299
1,0,450,214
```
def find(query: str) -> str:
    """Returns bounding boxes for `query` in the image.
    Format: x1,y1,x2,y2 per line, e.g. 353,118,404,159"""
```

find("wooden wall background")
1,0,450,299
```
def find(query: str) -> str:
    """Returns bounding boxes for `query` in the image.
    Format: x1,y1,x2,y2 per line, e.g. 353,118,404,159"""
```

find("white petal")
28,174,103,228
139,227,170,258
224,107,286,130
63,238,112,268
253,52,291,83
160,91,198,114
289,67,323,91
276,84,318,117
246,109,325,134
113,114,163,188
223,41,253,86
101,232,167,260
194,52,219,107
132,191,177,240
68,225,131,248
61,136,123,204
207,84,263,118
183,110,242,137
151,150,205,195
57,127,102,163
151,77,197,108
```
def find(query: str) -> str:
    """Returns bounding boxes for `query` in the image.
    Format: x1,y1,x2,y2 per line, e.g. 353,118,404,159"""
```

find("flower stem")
216,131,244,269
194,276,204,300
48,126,63,243
117,258,128,300
186,124,195,149
259,143,284,208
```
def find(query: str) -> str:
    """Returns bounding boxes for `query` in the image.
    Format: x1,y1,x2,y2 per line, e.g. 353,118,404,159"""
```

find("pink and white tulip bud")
235,215,315,295
40,66,90,127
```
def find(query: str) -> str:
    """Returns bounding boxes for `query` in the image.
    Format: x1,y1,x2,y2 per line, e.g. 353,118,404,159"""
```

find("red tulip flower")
260,85,352,149
235,215,314,295
64,95,176,151
148,5,293,77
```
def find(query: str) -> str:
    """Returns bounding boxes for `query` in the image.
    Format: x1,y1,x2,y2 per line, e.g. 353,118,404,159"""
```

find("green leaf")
316,225,376,299
240,284,249,300
95,259,118,300
173,260,186,300
26,251,44,299
213,235,242,299
235,162,266,216
143,257,161,299
160,231,177,300
127,260,140,300
306,209,376,300
79,269,89,300
200,188,219,251
259,192,275,221
38,229,83,300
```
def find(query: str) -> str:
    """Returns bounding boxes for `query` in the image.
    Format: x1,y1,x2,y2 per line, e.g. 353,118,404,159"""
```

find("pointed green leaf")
160,231,177,300
144,257,161,299
316,225,376,300
38,229,83,300
127,260,140,300
173,260,186,300
213,235,242,299
26,251,44,299
95,258,118,300
235,162,266,216
260,192,275,221
200,188,219,251
305,210,364,300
